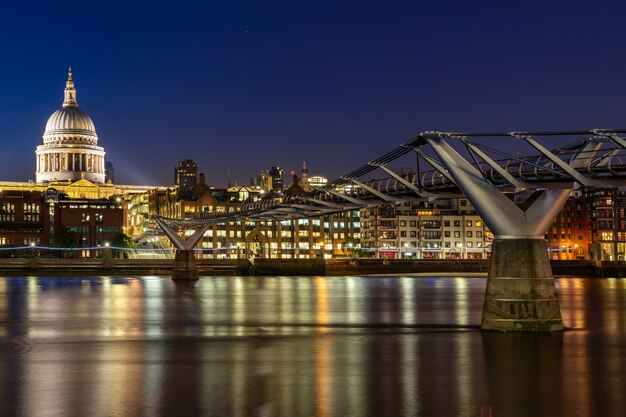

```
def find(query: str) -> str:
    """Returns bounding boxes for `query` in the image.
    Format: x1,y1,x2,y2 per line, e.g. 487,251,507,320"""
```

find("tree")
55,227,78,258
343,236,360,258
110,233,134,258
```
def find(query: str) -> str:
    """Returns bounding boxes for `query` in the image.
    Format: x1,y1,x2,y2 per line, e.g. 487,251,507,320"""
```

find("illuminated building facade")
269,166,283,191
308,175,328,188
586,189,626,261
361,198,493,259
147,176,361,259
35,68,106,183
0,191,50,249
545,191,591,260
55,197,124,252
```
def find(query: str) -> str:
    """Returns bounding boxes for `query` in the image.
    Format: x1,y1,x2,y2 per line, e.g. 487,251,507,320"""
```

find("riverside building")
360,198,493,259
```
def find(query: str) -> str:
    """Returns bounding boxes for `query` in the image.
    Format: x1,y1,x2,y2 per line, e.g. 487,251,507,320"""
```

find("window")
454,231,461,238
444,220,450,227
444,231,450,238
400,231,406,237
24,203,40,222
460,200,467,206
410,221,416,227
82,213,90,224
96,226,119,233
422,231,441,240
476,231,483,238
476,220,482,227
466,231,473,238
400,220,406,227
410,231,417,238
24,237,40,246
0,203,15,222
422,220,440,229
454,221,460,227
466,220,472,227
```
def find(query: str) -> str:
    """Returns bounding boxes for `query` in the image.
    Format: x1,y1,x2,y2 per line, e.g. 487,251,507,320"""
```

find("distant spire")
63,66,78,108
300,160,312,192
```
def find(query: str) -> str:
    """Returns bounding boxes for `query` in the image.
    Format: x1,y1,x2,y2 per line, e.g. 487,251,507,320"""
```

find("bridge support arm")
153,215,210,280
425,137,571,331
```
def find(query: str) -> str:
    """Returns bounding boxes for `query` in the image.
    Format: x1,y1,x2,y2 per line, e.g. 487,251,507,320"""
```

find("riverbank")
0,257,625,277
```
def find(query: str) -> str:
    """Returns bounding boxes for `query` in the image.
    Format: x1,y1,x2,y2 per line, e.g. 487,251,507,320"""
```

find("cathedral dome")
44,107,97,139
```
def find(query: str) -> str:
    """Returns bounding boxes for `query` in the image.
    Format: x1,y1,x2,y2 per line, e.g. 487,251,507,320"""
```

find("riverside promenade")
0,257,624,278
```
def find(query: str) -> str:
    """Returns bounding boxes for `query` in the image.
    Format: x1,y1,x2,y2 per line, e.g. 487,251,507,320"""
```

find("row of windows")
548,234,586,240
0,237,41,246
398,230,484,238
82,214,105,224
0,203,15,214
397,241,486,249
396,219,484,228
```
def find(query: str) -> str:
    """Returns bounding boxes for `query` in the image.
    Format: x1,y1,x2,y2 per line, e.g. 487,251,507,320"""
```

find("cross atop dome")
63,66,78,108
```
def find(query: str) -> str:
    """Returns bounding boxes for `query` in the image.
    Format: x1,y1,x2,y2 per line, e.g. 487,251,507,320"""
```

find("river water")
0,275,625,417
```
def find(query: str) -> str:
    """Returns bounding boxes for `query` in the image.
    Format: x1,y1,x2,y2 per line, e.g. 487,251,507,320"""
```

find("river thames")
0,275,625,416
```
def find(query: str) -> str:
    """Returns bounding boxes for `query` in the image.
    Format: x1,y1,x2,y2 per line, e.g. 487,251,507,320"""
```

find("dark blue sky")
1,1,625,186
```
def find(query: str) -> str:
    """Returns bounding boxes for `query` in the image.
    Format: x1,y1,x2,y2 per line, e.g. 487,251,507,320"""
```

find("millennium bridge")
154,128,626,332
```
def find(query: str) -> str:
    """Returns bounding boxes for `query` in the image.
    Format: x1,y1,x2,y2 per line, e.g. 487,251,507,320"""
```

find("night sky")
1,1,625,186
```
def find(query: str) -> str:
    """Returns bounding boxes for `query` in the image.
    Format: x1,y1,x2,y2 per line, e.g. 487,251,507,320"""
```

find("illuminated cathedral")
35,67,106,183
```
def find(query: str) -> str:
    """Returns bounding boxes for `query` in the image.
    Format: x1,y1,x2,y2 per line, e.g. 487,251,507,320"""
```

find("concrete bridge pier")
484,237,563,331
153,216,209,280
425,137,572,331
173,250,199,279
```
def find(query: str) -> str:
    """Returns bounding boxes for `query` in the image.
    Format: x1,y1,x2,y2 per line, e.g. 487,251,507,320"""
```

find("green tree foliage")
55,227,78,249
110,233,134,258
54,227,78,258
111,233,134,248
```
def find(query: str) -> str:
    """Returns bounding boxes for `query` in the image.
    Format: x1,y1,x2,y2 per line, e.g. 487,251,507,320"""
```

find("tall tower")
35,67,106,183
175,159,198,191
269,166,283,191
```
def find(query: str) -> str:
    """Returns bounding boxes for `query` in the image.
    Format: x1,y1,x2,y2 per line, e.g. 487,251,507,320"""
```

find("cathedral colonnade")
36,152,105,174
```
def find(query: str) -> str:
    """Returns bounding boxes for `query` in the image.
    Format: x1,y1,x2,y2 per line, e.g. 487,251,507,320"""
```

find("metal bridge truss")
155,128,626,229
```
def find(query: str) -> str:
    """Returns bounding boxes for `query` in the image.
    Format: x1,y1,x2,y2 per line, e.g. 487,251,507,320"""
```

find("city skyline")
2,1,626,186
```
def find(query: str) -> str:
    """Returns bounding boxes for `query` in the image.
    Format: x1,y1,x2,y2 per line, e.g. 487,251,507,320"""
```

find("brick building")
0,190,50,250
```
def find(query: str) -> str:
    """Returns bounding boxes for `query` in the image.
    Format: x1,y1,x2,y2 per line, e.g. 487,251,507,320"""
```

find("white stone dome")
43,107,98,144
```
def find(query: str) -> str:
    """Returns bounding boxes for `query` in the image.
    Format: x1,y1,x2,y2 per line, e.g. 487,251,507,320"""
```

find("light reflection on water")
0,275,625,416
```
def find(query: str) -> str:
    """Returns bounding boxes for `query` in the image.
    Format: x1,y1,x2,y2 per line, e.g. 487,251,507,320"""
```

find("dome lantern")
63,66,78,108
